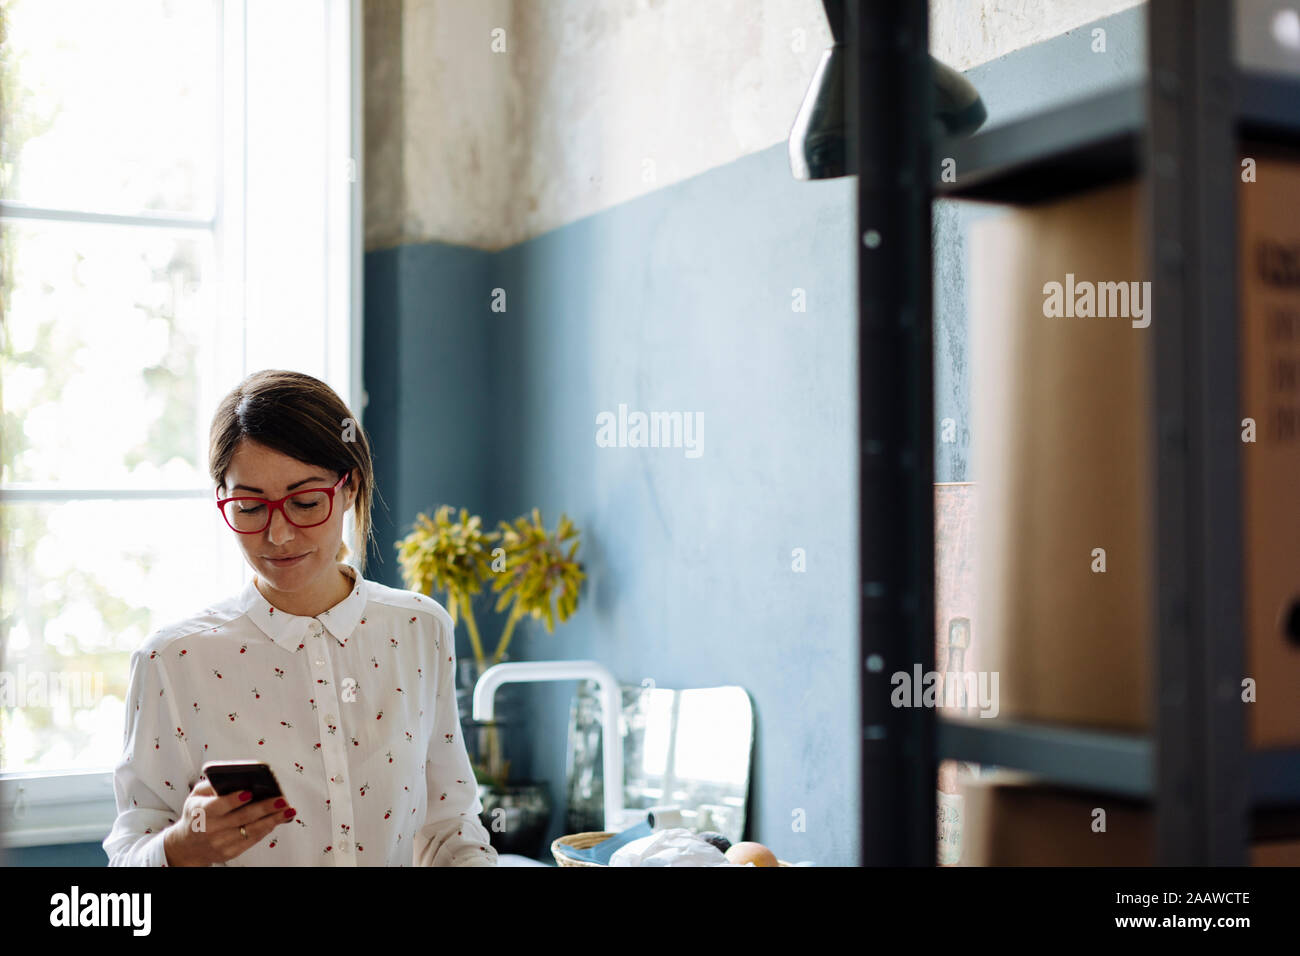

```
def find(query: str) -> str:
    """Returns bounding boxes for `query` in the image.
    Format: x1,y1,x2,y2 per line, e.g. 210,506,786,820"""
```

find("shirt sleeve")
103,646,194,867
412,609,499,866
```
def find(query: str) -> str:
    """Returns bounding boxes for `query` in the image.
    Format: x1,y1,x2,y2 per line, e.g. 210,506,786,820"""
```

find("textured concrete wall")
364,0,515,250
933,0,1144,71
363,0,406,251
364,0,1145,251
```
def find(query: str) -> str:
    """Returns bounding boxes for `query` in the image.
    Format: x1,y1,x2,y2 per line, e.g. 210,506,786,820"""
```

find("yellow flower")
395,505,499,624
396,505,585,674
490,508,585,635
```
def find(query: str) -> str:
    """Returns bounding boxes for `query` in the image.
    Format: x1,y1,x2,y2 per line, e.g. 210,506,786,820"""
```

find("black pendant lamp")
789,0,986,180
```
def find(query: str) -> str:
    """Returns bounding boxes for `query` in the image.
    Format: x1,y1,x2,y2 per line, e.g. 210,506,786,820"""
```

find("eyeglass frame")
215,470,351,534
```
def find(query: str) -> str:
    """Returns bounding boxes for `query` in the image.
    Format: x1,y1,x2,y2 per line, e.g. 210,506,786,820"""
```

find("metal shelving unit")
937,719,1300,811
852,0,935,868
937,718,1153,799
935,84,1144,203
856,0,1300,866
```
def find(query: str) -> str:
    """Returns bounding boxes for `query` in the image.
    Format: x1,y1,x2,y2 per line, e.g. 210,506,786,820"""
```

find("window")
0,0,361,846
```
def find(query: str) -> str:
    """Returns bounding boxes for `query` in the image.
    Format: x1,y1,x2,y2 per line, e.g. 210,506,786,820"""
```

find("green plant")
396,505,586,787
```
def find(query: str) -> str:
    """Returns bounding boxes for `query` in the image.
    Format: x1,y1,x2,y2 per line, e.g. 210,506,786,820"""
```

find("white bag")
608,827,747,867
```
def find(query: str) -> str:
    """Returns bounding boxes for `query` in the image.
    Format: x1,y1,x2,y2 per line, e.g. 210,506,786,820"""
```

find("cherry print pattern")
102,566,497,866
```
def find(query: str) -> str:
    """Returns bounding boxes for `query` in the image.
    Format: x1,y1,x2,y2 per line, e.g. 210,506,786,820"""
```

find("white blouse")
103,563,499,866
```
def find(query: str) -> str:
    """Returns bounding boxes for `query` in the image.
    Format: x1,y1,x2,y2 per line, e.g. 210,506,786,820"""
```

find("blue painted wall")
362,241,497,581
489,144,861,865
367,145,860,865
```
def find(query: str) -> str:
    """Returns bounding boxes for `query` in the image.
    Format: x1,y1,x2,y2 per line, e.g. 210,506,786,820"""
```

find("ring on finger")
240,825,248,839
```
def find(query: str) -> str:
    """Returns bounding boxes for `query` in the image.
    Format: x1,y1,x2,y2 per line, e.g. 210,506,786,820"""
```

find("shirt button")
315,659,324,667
335,776,345,786
326,713,336,723
338,839,350,851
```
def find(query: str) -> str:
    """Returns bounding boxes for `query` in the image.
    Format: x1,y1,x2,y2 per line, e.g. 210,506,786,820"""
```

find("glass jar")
477,781,553,858
563,679,605,834
456,655,517,789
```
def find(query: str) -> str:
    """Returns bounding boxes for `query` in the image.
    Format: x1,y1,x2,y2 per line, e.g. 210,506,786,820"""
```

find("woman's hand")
162,780,296,866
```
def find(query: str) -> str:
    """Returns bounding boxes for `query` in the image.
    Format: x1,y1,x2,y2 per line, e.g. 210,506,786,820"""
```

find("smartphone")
201,760,284,803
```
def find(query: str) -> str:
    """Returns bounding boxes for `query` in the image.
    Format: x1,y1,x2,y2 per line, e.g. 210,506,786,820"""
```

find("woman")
103,369,498,866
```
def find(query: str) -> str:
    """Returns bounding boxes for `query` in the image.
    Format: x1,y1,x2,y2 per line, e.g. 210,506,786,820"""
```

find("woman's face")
220,438,355,593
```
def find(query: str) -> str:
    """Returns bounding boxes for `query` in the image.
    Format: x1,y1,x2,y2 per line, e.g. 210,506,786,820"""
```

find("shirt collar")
240,563,367,653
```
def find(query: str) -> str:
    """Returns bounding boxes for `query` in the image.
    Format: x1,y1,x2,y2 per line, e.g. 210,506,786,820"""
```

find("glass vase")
456,654,518,789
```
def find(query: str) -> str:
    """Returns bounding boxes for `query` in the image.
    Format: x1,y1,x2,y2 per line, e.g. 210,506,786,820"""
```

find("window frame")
0,0,364,850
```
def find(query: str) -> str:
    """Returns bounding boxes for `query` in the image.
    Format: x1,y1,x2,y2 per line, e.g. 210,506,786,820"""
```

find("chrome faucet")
472,660,626,832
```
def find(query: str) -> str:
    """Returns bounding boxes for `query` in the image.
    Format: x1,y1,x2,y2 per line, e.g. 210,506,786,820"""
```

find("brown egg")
724,841,779,867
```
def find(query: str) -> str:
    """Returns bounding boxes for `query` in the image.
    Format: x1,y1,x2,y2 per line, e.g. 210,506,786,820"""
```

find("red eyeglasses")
216,470,351,534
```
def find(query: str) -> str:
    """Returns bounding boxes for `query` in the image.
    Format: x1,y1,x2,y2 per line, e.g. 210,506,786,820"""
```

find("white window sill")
0,770,117,849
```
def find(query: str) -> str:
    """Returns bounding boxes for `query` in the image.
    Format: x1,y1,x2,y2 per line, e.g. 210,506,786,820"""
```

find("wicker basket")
552,831,793,867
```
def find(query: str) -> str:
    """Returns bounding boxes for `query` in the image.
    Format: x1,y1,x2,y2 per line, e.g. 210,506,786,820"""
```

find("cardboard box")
958,772,1300,866
968,156,1300,746
1239,152,1300,747
969,179,1153,733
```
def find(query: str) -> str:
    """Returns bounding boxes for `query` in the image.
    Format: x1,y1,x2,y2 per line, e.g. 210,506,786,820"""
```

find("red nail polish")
274,798,286,808
239,791,252,801
284,809,296,818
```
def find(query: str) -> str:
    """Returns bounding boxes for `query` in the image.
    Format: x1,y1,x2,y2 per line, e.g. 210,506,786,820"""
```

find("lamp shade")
789,46,986,181
789,43,847,181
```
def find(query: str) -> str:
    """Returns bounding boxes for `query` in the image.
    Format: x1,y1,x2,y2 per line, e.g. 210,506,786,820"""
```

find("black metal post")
1146,0,1248,865
851,0,936,866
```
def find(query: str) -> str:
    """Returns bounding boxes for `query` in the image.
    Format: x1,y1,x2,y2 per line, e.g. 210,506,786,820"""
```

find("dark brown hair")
209,370,377,575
